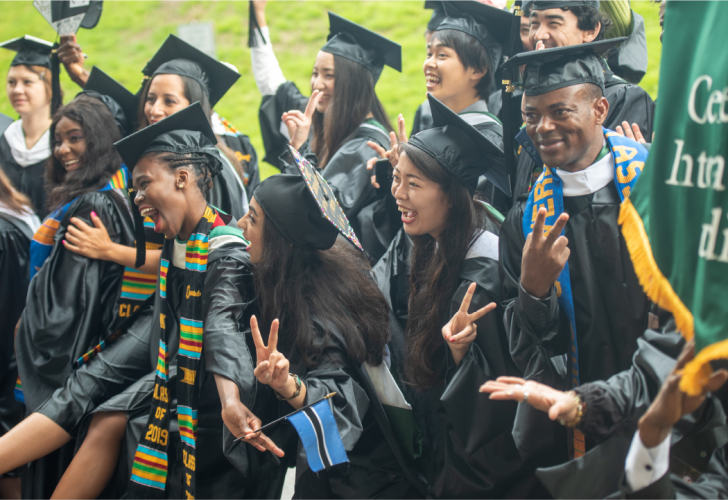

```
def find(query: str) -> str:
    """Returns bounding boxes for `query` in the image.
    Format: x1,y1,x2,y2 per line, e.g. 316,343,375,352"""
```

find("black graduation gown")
0,212,33,479
83,240,283,499
376,220,546,498
258,81,309,171
532,327,728,498
271,318,424,499
13,190,136,498
217,129,261,200
208,151,246,220
510,63,656,206
499,180,652,463
0,135,49,219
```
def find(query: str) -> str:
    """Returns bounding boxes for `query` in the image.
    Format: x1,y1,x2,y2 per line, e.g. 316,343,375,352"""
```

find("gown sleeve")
15,191,133,412
259,82,309,169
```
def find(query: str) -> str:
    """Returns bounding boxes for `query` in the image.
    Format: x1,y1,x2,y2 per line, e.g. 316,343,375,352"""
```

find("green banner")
619,0,728,394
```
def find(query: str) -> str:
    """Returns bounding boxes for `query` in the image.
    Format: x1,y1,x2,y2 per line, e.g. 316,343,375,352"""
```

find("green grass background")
0,0,663,179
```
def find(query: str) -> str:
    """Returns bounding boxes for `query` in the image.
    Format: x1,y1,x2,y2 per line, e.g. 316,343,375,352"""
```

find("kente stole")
129,206,225,499
522,128,648,457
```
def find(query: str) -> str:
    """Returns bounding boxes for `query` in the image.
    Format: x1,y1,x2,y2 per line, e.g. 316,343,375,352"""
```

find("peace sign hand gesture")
520,208,570,299
250,315,290,392
282,90,323,151
442,282,496,366
367,114,408,188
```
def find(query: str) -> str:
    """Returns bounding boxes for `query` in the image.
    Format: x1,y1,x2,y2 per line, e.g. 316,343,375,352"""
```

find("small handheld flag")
236,392,349,472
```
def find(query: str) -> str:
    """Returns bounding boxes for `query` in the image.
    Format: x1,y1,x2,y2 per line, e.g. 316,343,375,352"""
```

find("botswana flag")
287,398,348,473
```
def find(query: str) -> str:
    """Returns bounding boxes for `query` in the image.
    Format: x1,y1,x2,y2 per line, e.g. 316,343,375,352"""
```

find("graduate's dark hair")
400,142,497,390
430,30,493,101
254,220,391,368
311,54,393,170
136,73,247,183
562,6,612,41
45,95,122,212
146,151,216,197
0,168,33,214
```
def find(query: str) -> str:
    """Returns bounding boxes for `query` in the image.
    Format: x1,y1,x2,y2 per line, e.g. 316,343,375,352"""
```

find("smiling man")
498,40,652,463
510,0,655,206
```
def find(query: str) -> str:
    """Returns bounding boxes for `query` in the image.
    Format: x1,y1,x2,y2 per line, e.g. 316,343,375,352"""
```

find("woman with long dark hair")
250,3,397,253
237,155,424,498
373,95,545,498
0,91,147,498
0,35,55,219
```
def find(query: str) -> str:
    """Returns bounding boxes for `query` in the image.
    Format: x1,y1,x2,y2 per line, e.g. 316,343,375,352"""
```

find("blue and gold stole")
522,128,648,457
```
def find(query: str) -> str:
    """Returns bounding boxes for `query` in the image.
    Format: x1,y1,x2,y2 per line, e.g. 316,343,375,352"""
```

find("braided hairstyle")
151,151,222,196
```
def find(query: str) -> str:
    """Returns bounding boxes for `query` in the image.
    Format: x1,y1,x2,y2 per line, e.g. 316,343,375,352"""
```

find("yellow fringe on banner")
617,199,721,395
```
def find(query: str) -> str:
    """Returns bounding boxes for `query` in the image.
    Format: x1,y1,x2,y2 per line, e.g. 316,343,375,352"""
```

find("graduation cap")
409,94,506,195
33,0,104,36
435,1,515,71
425,1,447,32
254,146,363,252
142,34,240,107
114,102,223,268
78,67,137,136
321,12,401,84
502,37,626,96
1,35,53,69
531,0,598,11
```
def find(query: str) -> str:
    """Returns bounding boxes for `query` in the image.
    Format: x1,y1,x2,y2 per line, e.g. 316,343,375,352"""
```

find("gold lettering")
533,177,553,202
180,368,197,385
155,407,167,419
186,473,191,486
185,286,201,299
160,314,166,329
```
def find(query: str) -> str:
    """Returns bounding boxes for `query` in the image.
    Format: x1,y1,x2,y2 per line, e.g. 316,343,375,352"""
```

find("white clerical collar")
3,120,51,167
173,238,187,269
555,143,614,197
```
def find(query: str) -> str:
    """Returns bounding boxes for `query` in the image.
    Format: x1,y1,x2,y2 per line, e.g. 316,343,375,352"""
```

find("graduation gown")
258,81,309,171
271,316,424,499
83,237,283,499
510,61,656,206
499,175,652,462
0,211,34,479
376,219,546,498
208,149,247,220
0,134,49,219
213,112,261,199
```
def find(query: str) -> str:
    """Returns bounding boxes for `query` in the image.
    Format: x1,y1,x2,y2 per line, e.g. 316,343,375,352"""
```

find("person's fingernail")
62,240,66,244
265,373,271,381
91,211,97,217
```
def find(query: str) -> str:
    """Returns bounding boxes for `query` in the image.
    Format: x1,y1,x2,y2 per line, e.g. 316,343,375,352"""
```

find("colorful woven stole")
17,167,132,402
522,128,648,457
129,206,225,499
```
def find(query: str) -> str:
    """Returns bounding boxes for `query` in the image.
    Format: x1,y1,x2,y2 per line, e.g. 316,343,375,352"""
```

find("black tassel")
129,188,147,269
50,42,63,116
248,1,266,48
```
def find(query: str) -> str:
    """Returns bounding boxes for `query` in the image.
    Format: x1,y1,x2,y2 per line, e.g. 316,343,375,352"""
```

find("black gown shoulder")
258,81,309,170
0,134,49,219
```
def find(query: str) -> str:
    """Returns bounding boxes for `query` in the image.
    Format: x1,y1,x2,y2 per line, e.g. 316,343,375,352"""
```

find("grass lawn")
0,0,663,180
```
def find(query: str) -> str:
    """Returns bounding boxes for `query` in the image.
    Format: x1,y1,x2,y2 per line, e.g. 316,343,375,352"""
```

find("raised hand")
520,208,570,299
442,282,496,365
282,90,322,150
250,315,290,392
615,121,647,144
638,340,728,447
480,376,580,422
367,114,407,187
58,34,88,87
63,211,112,260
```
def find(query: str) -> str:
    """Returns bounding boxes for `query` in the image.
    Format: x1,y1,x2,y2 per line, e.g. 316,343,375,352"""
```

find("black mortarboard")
321,12,401,84
254,146,363,251
142,34,240,107
78,67,137,136
114,102,223,173
502,38,625,96
532,0,598,11
425,1,447,32
114,102,223,268
436,1,515,72
34,0,104,35
409,94,506,195
1,35,53,68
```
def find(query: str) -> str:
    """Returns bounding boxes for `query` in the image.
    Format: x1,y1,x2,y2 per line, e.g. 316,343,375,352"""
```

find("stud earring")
177,182,184,189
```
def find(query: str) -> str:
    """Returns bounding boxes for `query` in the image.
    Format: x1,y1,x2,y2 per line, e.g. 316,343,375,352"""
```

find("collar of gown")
555,141,614,197
3,119,51,167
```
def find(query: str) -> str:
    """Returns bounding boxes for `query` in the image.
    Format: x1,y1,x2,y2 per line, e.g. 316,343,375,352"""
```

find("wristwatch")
275,373,302,401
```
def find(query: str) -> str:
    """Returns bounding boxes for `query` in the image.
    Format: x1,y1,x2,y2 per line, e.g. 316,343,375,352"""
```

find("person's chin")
316,101,328,114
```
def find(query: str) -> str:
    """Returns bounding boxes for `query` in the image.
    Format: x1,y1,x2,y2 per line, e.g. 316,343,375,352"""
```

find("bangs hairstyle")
136,72,247,184
254,217,391,369
430,29,493,101
400,142,497,390
310,54,393,170
45,95,122,212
